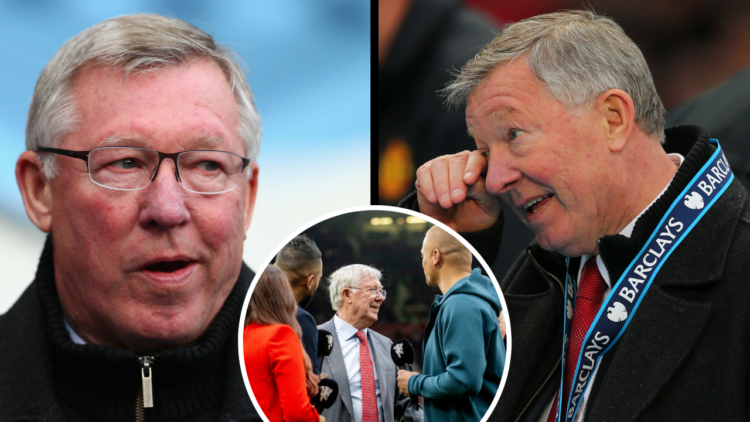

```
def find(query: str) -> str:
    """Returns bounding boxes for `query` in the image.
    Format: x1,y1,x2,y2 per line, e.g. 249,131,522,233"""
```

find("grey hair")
327,264,382,311
442,10,666,143
27,13,262,179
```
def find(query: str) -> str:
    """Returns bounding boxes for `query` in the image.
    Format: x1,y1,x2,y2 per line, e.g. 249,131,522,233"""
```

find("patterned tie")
547,257,608,422
355,331,380,422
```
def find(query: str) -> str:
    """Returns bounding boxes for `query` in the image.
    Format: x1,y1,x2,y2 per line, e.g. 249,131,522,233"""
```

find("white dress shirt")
333,314,383,422
64,317,87,345
542,153,684,422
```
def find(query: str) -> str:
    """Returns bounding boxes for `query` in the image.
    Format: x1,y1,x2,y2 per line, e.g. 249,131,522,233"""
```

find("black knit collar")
529,125,715,283
35,235,253,422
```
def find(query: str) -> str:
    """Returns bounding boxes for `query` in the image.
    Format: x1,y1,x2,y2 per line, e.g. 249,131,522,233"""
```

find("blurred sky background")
0,0,370,313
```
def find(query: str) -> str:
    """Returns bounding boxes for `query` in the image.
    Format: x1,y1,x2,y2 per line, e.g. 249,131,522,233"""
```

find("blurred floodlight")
370,217,394,226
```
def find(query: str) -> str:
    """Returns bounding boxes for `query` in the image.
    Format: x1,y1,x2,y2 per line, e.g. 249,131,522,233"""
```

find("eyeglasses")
349,287,387,299
37,147,251,194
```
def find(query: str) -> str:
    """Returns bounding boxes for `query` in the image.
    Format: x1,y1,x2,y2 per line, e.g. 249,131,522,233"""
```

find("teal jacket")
408,268,505,421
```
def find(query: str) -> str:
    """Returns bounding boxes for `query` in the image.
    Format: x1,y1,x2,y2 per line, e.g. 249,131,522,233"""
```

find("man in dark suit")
276,234,324,374
402,10,750,422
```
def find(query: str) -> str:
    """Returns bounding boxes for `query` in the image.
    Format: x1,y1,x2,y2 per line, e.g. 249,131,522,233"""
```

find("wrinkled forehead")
68,60,242,153
466,57,554,110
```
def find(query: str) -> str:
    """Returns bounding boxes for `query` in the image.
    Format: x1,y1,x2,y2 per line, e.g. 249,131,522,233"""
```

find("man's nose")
138,160,190,229
485,150,522,196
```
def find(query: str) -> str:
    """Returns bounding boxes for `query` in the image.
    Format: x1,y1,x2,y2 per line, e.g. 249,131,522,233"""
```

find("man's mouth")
524,194,553,215
144,260,192,273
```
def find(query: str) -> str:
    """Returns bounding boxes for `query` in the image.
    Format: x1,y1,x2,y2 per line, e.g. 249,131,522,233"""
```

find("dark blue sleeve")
295,307,320,375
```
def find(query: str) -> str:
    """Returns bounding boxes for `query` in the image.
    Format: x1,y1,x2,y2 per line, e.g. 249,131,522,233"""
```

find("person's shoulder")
0,281,43,350
247,323,297,342
443,292,488,309
367,328,393,347
317,316,335,330
441,288,497,319
296,307,315,323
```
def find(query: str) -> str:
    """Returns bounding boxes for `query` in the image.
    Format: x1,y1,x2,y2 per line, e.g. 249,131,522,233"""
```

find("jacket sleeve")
268,325,321,422
407,297,495,399
397,191,505,266
297,310,320,375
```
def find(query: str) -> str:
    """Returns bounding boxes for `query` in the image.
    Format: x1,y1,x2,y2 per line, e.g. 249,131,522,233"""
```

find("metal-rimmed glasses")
348,287,387,299
37,146,252,194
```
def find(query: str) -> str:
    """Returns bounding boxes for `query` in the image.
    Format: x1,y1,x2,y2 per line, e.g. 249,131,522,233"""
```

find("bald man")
397,226,506,421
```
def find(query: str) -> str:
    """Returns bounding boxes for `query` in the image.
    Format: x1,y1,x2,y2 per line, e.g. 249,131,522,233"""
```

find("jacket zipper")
135,389,144,422
137,356,155,422
514,251,565,422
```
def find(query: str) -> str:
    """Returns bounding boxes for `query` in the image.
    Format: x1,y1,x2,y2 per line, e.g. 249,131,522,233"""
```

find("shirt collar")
64,316,87,345
334,313,368,340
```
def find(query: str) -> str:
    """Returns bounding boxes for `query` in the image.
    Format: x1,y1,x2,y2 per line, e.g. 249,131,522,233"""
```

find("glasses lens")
178,151,246,193
88,147,157,190
380,289,386,299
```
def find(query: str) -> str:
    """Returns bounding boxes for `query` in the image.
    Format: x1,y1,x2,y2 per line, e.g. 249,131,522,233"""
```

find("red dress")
243,322,320,422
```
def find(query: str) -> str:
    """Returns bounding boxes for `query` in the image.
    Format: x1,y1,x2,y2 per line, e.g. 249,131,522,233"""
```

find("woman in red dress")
243,266,323,422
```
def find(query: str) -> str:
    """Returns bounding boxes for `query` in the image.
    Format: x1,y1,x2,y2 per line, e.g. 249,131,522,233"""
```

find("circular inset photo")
238,206,510,422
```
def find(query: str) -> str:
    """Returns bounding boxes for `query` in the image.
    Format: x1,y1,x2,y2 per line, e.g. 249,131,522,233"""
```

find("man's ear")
16,151,53,232
598,89,635,153
242,162,259,238
341,288,352,304
305,274,314,290
431,249,442,268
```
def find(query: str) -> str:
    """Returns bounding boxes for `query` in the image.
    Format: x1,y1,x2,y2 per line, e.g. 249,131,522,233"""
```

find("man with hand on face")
1,14,261,421
397,226,504,421
401,10,750,422
318,264,420,422
275,234,324,375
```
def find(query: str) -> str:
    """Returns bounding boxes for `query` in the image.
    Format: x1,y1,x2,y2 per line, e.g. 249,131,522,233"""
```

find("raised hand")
415,150,502,232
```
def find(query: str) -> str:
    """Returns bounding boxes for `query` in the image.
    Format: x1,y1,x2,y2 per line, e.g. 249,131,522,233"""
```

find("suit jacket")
297,306,320,375
243,322,319,422
317,317,398,422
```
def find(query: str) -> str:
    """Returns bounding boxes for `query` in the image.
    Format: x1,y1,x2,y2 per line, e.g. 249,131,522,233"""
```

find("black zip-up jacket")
401,126,750,421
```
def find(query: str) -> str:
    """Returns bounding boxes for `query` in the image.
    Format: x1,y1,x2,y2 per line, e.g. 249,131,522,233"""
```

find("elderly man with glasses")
2,14,261,421
318,264,421,422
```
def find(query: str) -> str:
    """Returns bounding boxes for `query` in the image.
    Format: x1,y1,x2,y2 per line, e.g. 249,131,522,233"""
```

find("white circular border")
237,205,512,422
